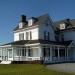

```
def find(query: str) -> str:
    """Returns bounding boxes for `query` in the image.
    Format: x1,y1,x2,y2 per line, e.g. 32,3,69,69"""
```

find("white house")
0,14,74,64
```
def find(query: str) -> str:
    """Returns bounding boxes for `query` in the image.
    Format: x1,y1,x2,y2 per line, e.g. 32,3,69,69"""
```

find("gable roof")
13,14,50,31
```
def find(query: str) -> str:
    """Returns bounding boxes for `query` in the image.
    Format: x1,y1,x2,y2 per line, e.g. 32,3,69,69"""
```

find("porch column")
1,49,3,61
12,47,14,61
26,47,28,61
50,46,52,61
19,48,21,61
7,48,9,61
6,48,8,61
67,48,68,60
58,47,60,61
21,47,23,61
65,47,67,60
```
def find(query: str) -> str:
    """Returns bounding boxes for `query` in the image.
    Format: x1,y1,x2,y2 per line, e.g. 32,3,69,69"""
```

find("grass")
0,64,74,75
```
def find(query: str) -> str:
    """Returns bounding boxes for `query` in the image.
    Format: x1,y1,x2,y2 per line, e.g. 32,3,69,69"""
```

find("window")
44,31,50,40
22,48,26,56
19,23,23,29
8,49,12,58
47,32,50,40
26,32,29,40
44,31,46,40
61,34,64,41
28,48,32,57
55,34,59,41
28,19,33,26
30,31,32,40
60,23,65,29
19,33,24,40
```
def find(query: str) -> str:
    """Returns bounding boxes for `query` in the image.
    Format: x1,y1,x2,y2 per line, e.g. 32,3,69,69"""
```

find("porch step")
0,61,11,64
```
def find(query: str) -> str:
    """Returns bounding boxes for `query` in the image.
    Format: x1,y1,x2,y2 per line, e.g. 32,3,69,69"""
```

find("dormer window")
60,23,65,29
28,17,38,26
19,23,23,29
28,19,33,26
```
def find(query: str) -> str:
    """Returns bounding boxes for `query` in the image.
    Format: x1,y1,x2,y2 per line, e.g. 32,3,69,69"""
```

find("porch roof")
1,40,72,46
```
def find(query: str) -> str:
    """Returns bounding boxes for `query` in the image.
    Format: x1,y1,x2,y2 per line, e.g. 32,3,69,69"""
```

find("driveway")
46,63,75,73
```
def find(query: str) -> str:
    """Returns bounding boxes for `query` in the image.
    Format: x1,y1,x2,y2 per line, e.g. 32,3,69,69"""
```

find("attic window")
28,19,33,26
19,23,23,29
28,17,38,26
60,23,65,29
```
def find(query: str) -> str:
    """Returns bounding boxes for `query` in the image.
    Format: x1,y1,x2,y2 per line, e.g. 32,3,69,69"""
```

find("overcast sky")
0,0,75,43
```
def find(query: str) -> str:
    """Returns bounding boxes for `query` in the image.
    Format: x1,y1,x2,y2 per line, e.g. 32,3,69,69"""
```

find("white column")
7,48,8,61
50,46,52,61
38,46,42,58
6,48,8,61
19,48,20,61
58,47,60,61
8,48,9,61
26,47,28,57
1,49,3,61
12,47,14,61
21,48,22,61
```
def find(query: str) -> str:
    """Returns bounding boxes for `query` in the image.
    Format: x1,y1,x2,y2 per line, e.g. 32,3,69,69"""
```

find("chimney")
19,15,27,29
20,15,27,22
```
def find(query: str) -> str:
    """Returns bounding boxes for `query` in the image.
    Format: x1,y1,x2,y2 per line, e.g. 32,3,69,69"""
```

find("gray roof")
1,40,72,46
13,14,50,31
55,19,75,29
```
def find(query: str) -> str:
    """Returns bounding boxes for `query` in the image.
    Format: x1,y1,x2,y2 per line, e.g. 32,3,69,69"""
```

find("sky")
0,0,75,44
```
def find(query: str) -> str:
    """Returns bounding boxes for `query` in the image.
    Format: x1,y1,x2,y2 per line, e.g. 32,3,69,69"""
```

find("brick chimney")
19,15,27,29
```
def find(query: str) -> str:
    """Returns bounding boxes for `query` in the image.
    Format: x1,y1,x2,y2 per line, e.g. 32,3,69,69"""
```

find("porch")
42,45,75,63
0,45,41,62
0,44,75,64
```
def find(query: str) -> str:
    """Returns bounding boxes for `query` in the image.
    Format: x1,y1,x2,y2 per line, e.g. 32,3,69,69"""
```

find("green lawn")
0,64,74,75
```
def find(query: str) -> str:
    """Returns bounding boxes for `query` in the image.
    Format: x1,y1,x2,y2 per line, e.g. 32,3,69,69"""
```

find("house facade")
0,14,75,64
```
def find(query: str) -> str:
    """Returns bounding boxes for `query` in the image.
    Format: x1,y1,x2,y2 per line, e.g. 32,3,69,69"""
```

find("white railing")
13,56,40,61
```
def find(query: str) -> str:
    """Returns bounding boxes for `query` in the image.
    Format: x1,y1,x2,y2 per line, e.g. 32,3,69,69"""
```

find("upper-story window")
44,31,50,40
60,23,65,30
26,31,32,40
47,32,50,40
26,32,29,40
30,31,32,40
19,33,24,40
44,31,46,40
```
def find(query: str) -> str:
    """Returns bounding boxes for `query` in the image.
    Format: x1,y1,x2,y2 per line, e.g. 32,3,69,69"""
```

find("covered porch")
42,45,75,63
0,45,42,62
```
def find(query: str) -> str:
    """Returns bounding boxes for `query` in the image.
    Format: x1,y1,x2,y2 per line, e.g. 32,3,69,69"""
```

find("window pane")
19,33,24,40
28,49,32,57
22,48,26,56
26,32,29,40
30,31,32,40
9,49,12,58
